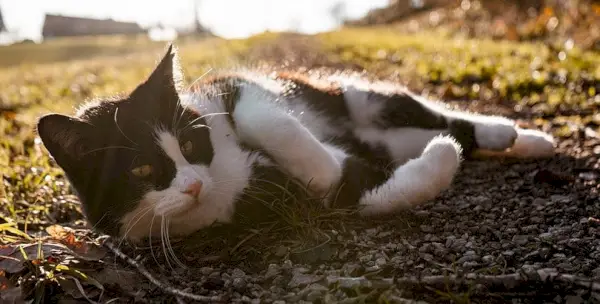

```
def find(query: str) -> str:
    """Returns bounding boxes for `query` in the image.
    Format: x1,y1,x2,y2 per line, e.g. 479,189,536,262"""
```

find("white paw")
358,135,461,215
474,117,518,151
422,135,462,189
509,128,555,158
286,152,342,195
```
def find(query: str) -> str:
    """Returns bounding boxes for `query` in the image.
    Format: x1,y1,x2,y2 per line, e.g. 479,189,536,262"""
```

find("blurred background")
0,0,598,66
1,0,598,45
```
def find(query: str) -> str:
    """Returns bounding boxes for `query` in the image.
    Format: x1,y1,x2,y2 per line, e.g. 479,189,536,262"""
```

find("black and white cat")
37,45,555,242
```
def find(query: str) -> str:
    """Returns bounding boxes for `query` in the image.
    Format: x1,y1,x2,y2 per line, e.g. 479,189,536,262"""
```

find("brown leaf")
46,225,80,247
46,225,105,260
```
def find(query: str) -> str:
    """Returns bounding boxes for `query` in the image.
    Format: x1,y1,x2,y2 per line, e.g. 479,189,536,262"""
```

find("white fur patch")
156,131,188,166
354,127,447,164
359,135,461,215
343,85,385,127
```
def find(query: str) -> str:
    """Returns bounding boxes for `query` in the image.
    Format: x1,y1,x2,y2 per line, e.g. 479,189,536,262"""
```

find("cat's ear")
142,43,184,93
37,114,96,165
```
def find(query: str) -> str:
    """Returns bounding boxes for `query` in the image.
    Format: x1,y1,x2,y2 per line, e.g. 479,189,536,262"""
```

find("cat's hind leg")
331,135,462,214
340,81,555,160
444,111,555,158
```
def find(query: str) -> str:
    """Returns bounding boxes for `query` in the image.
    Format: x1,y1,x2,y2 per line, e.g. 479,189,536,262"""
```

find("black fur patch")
448,119,478,156
329,133,392,170
377,93,448,129
330,156,393,208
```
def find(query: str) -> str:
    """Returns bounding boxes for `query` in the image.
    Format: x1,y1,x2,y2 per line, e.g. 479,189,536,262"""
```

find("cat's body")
37,46,555,242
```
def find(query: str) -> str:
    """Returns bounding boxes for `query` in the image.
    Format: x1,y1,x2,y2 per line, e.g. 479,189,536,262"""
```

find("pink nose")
183,181,202,197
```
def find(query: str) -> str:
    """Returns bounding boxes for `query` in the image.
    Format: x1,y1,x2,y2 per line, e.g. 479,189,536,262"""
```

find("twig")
327,268,600,293
393,268,600,292
104,240,224,303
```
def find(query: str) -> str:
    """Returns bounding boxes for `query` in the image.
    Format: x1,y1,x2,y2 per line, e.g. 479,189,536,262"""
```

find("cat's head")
37,45,222,240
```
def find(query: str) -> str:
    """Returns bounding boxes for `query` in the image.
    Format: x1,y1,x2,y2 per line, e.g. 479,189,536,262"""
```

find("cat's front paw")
474,117,518,151
290,154,342,196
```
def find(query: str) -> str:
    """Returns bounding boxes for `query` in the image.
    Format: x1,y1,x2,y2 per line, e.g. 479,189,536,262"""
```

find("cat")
36,45,555,242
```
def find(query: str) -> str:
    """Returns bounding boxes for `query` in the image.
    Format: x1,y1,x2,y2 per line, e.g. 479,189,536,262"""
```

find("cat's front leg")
232,99,342,195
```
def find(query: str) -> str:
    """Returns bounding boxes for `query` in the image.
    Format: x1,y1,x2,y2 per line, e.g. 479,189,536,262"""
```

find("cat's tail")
357,135,462,215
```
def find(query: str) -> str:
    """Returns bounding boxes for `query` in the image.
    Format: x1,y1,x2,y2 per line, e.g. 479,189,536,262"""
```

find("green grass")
0,27,599,302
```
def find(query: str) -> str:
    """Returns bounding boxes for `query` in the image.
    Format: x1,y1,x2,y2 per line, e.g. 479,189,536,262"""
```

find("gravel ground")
105,104,599,303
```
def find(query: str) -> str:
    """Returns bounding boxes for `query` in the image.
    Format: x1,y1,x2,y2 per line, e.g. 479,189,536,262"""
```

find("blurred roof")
42,14,145,38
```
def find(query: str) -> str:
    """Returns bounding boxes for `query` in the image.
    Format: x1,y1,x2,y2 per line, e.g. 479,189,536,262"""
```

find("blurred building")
42,14,146,39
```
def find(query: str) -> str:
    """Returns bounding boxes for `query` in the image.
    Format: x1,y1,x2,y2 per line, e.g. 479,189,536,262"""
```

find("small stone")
420,225,434,233
358,254,373,263
232,268,246,278
327,276,370,289
375,257,386,266
307,290,324,302
550,195,571,203
202,277,225,290
365,228,378,236
365,265,380,272
457,254,480,264
273,301,285,304
342,263,362,276
233,278,247,292
200,267,213,276
512,235,530,245
282,260,293,270
482,255,494,263
502,250,515,257
265,264,280,279
530,217,544,224
288,273,320,288
415,210,430,217
557,262,574,272
539,232,553,241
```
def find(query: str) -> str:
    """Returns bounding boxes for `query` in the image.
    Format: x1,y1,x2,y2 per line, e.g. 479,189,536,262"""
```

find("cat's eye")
181,141,193,155
131,165,153,177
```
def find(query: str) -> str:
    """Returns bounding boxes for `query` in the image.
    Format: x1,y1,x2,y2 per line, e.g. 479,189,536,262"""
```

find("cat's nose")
183,181,203,197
